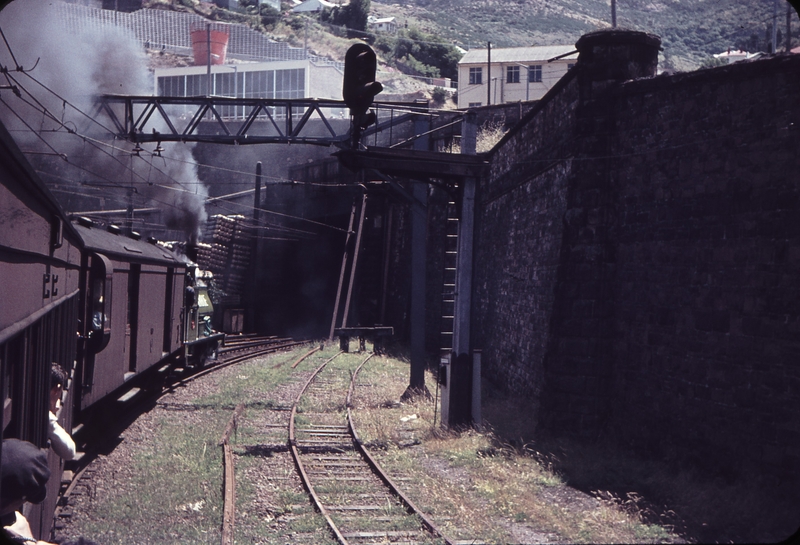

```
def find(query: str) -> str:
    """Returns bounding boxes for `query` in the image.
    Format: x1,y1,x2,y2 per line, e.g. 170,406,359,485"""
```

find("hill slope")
369,0,799,71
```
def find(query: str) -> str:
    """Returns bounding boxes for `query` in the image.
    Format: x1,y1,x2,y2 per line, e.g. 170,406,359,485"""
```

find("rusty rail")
170,339,310,390
347,358,454,545
288,351,348,543
219,403,245,545
288,351,454,545
291,345,323,368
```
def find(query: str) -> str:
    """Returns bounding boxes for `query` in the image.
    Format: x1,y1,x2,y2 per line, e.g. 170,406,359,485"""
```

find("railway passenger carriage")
0,121,84,539
74,220,187,409
0,119,223,541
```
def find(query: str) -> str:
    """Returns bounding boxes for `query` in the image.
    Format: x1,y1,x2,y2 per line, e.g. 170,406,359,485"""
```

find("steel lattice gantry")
95,94,436,147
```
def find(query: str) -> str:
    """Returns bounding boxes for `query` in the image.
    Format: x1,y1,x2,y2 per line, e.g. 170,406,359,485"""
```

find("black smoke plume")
0,0,208,241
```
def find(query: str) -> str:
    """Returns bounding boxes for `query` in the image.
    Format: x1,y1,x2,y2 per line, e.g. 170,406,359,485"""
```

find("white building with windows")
154,60,344,118
291,0,337,13
367,16,398,34
457,45,578,108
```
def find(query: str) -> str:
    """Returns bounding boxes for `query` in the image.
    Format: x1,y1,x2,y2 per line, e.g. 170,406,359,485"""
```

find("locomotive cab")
183,268,224,367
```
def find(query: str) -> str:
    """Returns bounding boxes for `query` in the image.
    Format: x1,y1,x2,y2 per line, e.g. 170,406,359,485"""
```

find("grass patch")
81,416,226,545
192,354,296,408
481,382,800,543
73,343,330,545
351,356,686,544
69,333,800,545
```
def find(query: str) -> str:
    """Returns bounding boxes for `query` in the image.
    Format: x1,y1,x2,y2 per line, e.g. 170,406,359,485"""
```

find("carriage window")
88,254,113,353
91,279,108,332
1,344,12,433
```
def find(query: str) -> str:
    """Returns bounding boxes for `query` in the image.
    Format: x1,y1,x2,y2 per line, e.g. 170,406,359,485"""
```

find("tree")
238,0,259,13
392,28,461,79
260,4,281,28
322,0,370,33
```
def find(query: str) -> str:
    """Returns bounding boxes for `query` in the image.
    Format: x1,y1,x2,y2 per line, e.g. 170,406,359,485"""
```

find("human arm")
48,412,76,461
4,512,55,544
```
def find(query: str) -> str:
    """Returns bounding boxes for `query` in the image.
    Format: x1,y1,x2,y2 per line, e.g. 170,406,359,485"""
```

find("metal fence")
57,3,342,70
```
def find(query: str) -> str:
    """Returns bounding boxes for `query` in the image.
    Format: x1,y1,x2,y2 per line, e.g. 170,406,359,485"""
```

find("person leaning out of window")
49,363,76,461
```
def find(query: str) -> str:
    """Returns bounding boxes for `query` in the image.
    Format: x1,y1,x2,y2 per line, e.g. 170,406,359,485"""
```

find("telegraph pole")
486,42,491,106
786,0,792,52
772,0,778,53
611,0,617,28
206,24,212,96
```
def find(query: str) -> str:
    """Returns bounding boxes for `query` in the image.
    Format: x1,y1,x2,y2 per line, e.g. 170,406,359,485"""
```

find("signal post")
338,45,486,427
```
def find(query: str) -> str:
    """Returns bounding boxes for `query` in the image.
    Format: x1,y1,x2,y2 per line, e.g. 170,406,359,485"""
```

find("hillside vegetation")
368,0,800,71
155,0,800,74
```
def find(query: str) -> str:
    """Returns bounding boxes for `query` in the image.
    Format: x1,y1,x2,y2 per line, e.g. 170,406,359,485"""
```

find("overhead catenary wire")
4,3,785,241
0,76,199,194
0,69,315,234
0,35,208,201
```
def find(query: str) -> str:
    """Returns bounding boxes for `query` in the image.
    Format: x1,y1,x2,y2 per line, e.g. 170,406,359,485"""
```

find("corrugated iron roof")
459,45,578,65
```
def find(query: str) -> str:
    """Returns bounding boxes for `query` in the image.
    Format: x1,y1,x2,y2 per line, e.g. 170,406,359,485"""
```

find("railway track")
59,342,457,544
289,351,453,545
178,335,309,383
61,335,307,506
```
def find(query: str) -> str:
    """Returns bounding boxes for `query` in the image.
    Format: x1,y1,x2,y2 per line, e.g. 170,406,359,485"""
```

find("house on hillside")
368,16,397,34
291,0,337,13
101,0,142,11
213,0,280,9
712,48,762,64
456,45,577,108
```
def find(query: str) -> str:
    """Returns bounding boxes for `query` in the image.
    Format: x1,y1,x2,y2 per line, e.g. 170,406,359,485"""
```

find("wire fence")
57,3,343,70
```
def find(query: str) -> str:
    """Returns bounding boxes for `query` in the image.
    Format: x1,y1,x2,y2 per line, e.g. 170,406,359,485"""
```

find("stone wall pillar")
575,29,661,96
539,29,661,436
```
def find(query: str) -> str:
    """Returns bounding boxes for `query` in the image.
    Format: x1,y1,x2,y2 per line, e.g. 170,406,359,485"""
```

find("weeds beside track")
289,350,453,544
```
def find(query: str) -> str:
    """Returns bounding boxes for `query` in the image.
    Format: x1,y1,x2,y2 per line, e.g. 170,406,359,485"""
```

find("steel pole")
206,24,211,96
442,110,478,427
405,114,431,396
486,42,491,106
329,202,357,340
611,0,617,27
341,189,368,329
772,0,778,53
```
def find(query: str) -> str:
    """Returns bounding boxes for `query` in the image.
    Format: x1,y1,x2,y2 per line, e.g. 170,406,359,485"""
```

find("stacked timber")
198,214,253,305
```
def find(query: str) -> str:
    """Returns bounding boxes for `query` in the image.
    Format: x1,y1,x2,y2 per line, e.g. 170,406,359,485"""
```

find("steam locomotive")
0,120,223,540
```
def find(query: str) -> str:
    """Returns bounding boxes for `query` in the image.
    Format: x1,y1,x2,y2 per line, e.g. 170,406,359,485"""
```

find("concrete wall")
474,29,800,479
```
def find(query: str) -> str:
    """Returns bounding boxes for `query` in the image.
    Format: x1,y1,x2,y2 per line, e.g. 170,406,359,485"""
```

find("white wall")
457,60,574,108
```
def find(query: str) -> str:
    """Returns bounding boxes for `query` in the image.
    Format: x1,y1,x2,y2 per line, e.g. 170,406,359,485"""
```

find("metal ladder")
440,200,459,357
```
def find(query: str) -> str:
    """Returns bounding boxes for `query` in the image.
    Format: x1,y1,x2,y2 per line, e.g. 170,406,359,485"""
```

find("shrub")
432,86,448,104
393,28,461,80
699,57,727,69
321,0,370,32
402,54,439,77
260,5,281,28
